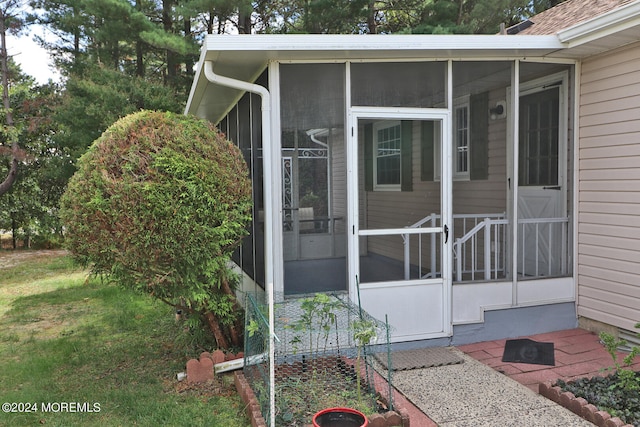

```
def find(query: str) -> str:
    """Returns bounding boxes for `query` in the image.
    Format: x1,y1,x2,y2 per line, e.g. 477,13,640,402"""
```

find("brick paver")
459,328,639,393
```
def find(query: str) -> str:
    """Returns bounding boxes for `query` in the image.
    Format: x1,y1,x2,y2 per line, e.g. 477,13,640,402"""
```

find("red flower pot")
312,407,368,427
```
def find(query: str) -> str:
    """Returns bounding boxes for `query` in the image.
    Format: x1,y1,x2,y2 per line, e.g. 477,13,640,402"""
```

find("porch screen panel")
359,119,442,283
229,88,265,287
351,62,446,108
280,64,347,295
450,61,512,282
517,62,573,279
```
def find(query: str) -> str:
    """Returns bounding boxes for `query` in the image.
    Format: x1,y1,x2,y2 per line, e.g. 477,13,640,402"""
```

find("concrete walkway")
391,349,592,426
386,328,639,426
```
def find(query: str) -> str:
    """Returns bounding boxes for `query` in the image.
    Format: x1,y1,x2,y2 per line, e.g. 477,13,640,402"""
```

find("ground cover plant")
557,374,640,426
0,250,250,427
556,327,640,426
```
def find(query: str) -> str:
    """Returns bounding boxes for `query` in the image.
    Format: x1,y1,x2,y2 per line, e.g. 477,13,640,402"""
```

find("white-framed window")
454,102,470,179
434,96,471,181
373,120,402,191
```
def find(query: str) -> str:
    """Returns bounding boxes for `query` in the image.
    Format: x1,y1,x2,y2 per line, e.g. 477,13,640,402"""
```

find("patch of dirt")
0,249,68,269
1,249,92,341
0,299,93,342
167,374,238,398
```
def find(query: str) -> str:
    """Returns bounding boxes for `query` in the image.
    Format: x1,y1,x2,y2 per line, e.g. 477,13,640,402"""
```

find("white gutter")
202,61,276,427
558,0,640,46
203,33,565,54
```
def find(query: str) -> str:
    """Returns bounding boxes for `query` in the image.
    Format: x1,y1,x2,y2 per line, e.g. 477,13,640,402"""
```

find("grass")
0,250,251,427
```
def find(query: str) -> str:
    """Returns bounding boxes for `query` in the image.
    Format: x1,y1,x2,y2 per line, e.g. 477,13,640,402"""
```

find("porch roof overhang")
185,34,567,123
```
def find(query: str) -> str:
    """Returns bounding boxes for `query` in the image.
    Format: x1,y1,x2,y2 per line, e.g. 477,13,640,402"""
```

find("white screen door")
348,108,452,342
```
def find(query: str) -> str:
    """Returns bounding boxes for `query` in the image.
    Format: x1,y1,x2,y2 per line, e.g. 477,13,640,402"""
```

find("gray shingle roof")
509,0,636,35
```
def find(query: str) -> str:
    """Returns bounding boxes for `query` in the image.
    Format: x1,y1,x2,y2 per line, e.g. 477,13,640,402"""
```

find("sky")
6,29,61,85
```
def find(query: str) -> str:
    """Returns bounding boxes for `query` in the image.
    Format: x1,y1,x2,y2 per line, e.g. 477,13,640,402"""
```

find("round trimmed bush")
60,110,252,348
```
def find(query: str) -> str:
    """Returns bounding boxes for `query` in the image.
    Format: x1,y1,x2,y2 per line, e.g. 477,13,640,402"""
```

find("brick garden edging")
234,371,268,427
539,382,633,427
233,370,411,427
186,350,244,383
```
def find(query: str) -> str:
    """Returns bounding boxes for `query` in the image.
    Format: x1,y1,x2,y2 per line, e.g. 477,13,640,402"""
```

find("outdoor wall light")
490,101,507,120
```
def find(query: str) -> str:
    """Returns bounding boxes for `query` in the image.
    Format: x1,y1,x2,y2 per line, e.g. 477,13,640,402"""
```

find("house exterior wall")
453,89,508,216
577,41,640,332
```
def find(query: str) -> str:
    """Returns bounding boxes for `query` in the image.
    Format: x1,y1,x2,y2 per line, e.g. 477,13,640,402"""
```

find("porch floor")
284,255,426,295
381,328,640,426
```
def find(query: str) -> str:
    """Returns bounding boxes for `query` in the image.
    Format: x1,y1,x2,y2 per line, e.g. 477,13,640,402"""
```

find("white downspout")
572,62,581,321
203,61,276,427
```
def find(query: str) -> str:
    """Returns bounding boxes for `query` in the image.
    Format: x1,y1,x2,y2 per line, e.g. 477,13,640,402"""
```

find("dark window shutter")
364,123,373,191
421,120,434,181
401,121,413,191
470,92,489,180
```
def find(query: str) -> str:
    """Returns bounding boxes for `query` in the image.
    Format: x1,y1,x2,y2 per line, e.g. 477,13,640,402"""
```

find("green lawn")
0,251,250,427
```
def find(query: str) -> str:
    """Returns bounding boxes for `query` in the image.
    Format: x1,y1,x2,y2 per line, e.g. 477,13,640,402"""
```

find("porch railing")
403,213,570,282
453,217,508,282
518,217,570,278
402,213,506,280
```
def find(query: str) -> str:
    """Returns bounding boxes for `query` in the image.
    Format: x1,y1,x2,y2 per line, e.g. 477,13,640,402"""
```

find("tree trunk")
457,0,465,27
204,311,231,349
237,5,251,34
0,8,19,197
367,1,377,34
162,0,178,87
220,277,244,347
135,0,145,78
183,17,193,78
11,217,17,249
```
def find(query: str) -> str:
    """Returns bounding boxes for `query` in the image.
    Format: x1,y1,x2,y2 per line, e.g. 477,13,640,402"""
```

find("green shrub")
59,110,252,349
599,323,640,392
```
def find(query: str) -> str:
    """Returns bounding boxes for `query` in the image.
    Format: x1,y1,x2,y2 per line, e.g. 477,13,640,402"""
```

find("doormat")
502,338,555,366
375,347,464,371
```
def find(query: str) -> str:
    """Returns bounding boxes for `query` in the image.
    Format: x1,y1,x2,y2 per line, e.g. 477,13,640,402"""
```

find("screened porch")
222,59,574,300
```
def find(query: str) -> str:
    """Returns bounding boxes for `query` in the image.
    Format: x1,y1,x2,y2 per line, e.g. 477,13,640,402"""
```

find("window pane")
455,106,468,174
376,123,401,186
377,156,400,185
520,87,560,186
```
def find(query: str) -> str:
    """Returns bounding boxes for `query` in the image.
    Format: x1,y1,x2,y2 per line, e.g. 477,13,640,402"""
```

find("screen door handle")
444,224,449,244
543,186,561,190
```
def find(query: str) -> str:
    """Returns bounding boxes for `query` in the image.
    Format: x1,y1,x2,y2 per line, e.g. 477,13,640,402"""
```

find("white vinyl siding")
578,41,640,331
454,90,508,215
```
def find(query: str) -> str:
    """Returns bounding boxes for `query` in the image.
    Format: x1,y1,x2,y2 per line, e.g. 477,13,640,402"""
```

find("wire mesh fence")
244,292,393,427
